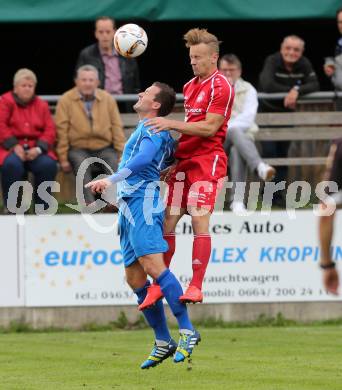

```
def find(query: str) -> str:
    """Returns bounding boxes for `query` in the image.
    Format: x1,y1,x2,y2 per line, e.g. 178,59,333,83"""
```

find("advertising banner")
24,211,342,306
24,215,131,307
172,211,342,303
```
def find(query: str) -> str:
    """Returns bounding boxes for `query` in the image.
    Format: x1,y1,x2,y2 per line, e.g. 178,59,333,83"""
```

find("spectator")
75,16,140,112
0,68,57,213
219,54,275,212
259,35,319,112
258,35,319,207
323,8,342,92
55,64,126,206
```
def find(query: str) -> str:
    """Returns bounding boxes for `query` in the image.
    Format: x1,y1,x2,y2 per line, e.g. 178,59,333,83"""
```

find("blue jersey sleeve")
108,137,158,183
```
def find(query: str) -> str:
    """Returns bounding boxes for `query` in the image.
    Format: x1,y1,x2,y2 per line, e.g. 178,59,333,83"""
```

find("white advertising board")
24,215,132,307
0,217,24,306
24,211,342,306
172,211,342,303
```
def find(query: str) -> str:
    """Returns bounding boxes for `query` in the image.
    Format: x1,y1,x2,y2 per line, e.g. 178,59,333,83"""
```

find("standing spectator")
258,35,319,206
0,68,57,212
219,54,275,212
55,64,125,206
323,7,342,92
75,16,140,111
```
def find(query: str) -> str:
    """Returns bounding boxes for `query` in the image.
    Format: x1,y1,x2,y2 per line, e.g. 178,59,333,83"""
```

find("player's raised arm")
147,112,225,137
85,137,158,193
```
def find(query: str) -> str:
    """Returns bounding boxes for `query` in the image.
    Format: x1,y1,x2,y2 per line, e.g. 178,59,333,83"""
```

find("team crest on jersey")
196,91,206,103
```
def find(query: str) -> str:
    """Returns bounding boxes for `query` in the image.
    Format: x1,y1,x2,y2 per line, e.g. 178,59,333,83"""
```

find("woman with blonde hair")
0,68,57,212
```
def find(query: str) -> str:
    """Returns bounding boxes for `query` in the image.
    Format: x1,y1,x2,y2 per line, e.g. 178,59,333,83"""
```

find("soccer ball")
114,24,148,58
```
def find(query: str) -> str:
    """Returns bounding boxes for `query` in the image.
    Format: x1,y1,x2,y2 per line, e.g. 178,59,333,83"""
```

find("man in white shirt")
219,54,275,212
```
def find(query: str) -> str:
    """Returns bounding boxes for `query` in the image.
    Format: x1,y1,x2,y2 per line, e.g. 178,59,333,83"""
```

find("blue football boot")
141,338,177,369
174,329,201,363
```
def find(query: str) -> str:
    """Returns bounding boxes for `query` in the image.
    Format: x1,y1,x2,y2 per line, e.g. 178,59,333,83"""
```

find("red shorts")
166,153,227,212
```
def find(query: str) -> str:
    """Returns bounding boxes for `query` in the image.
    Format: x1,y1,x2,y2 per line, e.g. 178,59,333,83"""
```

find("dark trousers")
1,153,58,209
68,146,119,204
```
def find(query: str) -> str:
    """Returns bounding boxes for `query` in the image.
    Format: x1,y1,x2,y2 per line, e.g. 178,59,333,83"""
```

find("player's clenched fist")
85,178,111,193
323,268,339,295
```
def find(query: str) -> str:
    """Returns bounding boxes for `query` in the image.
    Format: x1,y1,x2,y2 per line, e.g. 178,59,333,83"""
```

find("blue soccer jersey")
117,119,175,199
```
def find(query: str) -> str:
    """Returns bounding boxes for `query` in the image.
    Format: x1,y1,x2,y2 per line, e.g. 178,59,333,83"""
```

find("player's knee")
125,271,147,290
140,256,165,280
191,215,210,234
141,262,158,280
163,211,181,233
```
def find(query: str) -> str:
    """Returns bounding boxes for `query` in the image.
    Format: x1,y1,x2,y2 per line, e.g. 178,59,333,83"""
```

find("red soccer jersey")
175,70,234,159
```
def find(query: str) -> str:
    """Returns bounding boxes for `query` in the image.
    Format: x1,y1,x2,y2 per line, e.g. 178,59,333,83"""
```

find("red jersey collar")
196,69,219,85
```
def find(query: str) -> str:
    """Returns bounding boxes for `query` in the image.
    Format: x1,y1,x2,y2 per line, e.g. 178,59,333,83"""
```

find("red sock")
190,234,211,290
163,232,176,268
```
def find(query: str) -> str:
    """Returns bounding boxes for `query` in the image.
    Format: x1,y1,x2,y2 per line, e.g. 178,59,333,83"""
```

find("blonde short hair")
13,68,37,86
184,28,221,54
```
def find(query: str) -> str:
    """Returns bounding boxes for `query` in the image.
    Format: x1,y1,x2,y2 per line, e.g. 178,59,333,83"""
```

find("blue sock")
156,269,193,331
134,281,171,342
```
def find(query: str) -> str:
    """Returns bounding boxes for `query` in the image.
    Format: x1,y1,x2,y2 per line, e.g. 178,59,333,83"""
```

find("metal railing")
39,91,342,104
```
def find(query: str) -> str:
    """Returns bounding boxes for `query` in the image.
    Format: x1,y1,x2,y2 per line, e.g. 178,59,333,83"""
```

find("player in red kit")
139,28,234,309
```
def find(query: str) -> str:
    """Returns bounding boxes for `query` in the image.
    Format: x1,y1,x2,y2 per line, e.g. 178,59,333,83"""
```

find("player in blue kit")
86,82,200,369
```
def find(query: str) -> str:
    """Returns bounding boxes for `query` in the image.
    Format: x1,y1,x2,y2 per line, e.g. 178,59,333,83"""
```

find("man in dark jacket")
258,35,320,207
75,16,140,111
258,35,319,112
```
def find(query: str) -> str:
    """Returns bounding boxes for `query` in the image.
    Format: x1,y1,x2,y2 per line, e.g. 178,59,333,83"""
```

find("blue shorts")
118,197,168,267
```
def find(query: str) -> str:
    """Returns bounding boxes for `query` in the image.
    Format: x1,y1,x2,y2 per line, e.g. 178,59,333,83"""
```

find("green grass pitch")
1,327,342,390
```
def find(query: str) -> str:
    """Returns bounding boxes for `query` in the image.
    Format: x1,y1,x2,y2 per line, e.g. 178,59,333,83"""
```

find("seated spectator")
75,16,140,112
259,35,319,112
258,35,319,207
219,54,275,212
55,64,126,206
323,7,342,92
0,68,57,213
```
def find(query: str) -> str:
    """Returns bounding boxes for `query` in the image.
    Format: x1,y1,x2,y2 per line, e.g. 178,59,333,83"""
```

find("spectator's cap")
13,68,37,86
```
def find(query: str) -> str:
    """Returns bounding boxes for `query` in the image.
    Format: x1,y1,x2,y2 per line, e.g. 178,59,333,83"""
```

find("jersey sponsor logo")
196,91,206,103
185,108,202,114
